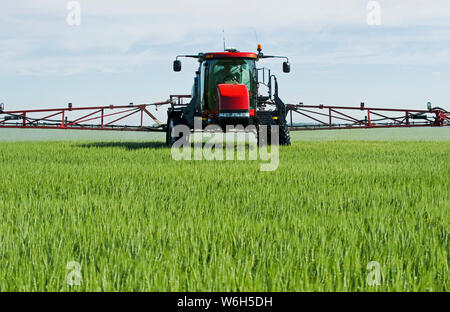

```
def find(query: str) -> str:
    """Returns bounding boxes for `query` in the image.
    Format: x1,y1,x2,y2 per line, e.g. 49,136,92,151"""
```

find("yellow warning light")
257,44,262,52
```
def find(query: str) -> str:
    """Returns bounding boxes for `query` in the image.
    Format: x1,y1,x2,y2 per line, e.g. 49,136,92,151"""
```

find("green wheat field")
0,128,448,291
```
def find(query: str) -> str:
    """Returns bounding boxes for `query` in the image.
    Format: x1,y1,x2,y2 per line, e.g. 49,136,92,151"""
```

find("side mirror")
173,60,182,72
283,61,290,73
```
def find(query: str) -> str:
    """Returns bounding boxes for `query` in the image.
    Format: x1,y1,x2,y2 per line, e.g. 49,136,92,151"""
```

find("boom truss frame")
0,101,170,132
285,103,449,130
0,98,448,132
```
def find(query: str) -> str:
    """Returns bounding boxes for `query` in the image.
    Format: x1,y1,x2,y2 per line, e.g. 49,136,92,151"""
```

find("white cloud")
3,0,450,25
1,1,450,75
432,71,444,78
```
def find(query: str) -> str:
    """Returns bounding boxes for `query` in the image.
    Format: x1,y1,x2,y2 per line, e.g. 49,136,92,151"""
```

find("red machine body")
217,84,250,123
204,52,258,59
218,84,249,112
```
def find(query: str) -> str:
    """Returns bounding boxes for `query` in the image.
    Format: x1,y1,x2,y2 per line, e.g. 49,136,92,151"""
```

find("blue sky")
1,0,450,122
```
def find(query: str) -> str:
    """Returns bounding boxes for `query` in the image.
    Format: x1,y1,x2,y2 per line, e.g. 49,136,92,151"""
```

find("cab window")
204,59,255,112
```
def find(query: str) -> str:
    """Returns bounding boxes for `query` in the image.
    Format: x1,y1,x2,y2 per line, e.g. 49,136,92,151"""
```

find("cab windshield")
204,59,255,112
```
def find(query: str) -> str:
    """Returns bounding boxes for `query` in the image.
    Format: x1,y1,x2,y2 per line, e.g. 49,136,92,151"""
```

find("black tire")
165,116,175,146
256,111,273,146
256,111,291,146
257,124,270,146
166,114,189,147
278,121,291,146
